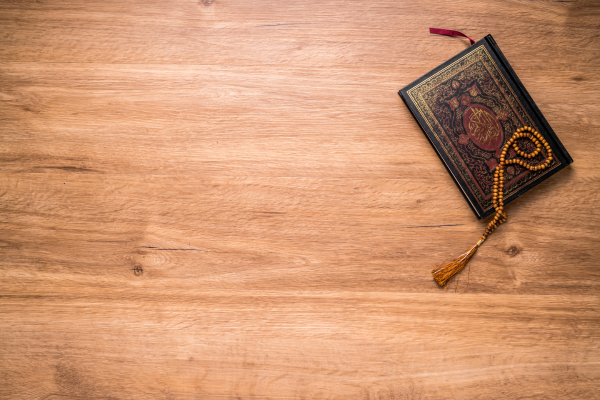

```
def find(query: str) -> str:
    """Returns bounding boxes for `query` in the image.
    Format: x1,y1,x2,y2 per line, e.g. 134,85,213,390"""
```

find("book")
399,34,573,219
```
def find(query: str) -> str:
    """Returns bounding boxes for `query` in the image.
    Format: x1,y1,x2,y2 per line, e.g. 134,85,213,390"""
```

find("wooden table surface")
1,0,599,399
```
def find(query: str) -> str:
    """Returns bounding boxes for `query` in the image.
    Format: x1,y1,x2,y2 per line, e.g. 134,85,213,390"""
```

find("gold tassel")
432,126,554,289
432,240,482,288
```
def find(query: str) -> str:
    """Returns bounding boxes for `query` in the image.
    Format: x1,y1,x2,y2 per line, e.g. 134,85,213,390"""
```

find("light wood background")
1,0,599,399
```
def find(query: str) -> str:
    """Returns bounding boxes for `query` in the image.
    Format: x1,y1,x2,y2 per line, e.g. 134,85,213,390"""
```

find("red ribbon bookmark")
429,28,475,45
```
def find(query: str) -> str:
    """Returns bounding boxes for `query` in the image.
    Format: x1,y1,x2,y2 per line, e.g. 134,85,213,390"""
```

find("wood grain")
2,286,599,399
1,0,600,398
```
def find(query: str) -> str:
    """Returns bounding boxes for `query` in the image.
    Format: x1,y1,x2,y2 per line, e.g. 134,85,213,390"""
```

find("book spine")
485,35,573,164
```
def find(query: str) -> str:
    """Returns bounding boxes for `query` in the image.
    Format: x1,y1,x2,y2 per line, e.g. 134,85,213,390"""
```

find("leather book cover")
399,34,573,219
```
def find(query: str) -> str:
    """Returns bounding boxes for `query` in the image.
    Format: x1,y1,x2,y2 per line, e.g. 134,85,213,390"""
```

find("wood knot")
506,245,521,257
132,265,144,276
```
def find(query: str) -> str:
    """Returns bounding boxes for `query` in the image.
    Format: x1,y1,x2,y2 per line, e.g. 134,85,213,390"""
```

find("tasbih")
432,126,554,288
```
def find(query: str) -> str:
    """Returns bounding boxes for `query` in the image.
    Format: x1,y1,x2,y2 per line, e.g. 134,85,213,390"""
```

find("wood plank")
1,173,598,294
0,0,598,70
1,286,599,399
0,63,597,177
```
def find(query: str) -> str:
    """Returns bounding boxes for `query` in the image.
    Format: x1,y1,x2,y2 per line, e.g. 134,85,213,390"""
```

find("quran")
399,34,573,219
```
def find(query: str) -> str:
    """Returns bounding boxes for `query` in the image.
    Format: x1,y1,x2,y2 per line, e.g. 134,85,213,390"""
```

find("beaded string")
431,126,554,288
